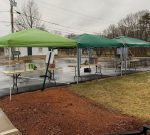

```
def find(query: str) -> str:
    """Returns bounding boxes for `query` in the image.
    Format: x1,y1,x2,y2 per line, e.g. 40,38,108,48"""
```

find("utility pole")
9,0,17,59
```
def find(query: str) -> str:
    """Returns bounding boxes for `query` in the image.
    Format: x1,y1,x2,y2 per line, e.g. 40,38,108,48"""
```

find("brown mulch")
0,86,146,135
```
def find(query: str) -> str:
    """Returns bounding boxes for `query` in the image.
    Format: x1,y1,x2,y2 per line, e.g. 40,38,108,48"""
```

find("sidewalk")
0,108,21,135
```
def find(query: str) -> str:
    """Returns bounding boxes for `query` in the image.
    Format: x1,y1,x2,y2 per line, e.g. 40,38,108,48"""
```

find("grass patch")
71,72,150,120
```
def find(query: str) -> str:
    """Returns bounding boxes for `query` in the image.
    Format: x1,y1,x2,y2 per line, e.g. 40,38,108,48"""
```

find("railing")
2,55,46,65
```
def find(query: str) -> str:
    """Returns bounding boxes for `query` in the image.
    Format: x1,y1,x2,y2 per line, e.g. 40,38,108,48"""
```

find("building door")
0,48,4,56
27,47,32,56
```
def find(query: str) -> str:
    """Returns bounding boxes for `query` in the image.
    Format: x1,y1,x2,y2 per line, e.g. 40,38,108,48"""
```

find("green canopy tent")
74,34,123,77
0,28,77,48
0,28,77,92
113,36,150,73
74,34,122,48
113,36,150,47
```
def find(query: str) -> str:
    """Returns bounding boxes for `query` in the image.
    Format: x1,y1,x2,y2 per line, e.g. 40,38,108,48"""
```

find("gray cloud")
0,0,150,36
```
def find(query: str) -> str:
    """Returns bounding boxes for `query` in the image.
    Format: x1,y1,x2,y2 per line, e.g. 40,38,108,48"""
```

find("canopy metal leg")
125,47,128,74
88,48,93,64
8,48,12,101
41,51,51,91
120,47,123,76
77,47,80,84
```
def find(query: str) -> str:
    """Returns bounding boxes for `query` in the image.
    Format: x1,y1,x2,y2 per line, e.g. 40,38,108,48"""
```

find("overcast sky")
0,0,150,36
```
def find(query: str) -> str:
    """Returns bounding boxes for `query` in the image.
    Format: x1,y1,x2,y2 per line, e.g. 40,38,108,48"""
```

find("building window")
38,48,43,52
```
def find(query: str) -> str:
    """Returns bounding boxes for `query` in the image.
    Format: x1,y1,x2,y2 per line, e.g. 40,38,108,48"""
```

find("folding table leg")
12,74,20,93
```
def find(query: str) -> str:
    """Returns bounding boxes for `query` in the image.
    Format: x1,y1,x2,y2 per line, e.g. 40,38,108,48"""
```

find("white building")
4,47,50,56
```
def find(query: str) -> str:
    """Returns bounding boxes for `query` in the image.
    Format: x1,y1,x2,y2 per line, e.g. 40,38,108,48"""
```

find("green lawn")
71,72,150,121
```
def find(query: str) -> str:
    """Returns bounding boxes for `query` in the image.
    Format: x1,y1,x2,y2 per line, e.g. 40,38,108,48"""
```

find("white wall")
17,48,27,56
4,48,57,57
4,48,9,56
32,48,49,55
4,48,27,56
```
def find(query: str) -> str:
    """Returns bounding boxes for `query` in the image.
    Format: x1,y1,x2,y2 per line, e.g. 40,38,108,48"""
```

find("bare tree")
64,33,77,56
102,10,150,57
14,0,45,55
103,10,150,39
15,0,45,31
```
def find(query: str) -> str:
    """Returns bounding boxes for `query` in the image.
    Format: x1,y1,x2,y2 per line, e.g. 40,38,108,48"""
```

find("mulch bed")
0,86,146,135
